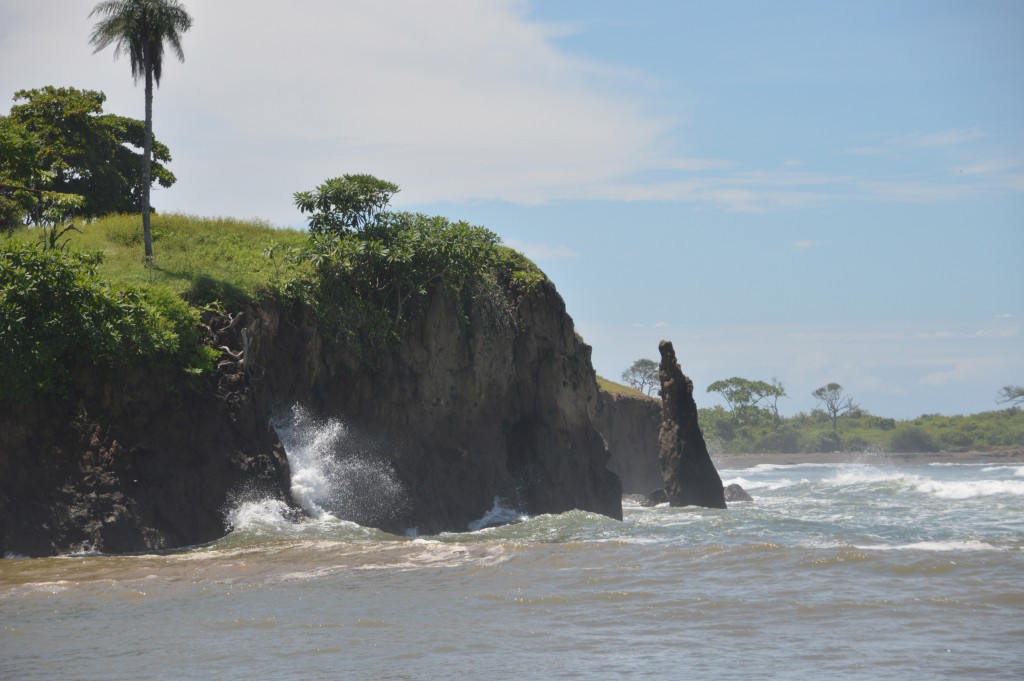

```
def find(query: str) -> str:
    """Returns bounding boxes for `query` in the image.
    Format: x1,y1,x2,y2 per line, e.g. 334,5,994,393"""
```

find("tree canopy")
294,174,401,236
812,382,858,434
997,385,1024,408
4,86,174,218
621,358,659,396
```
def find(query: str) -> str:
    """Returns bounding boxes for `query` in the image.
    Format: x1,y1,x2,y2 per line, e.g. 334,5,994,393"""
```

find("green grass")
597,375,650,398
11,213,310,309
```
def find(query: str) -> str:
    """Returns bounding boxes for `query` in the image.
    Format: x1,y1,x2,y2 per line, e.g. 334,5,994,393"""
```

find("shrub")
0,241,215,400
890,427,939,453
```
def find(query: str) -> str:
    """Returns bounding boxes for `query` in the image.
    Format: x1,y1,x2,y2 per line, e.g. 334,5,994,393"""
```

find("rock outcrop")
657,340,726,509
0,278,622,555
247,280,622,534
723,483,753,502
595,391,662,494
0,358,292,557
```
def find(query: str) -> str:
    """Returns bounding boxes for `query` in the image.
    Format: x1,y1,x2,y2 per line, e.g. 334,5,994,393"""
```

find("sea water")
2,420,1022,680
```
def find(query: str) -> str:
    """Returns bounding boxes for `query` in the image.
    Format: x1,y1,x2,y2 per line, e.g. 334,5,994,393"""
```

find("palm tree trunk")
142,50,154,264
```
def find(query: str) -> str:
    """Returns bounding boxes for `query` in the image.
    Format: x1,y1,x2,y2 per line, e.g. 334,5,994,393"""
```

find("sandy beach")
711,449,1024,470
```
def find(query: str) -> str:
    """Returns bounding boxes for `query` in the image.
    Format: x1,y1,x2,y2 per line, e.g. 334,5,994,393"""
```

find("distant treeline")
697,405,1024,454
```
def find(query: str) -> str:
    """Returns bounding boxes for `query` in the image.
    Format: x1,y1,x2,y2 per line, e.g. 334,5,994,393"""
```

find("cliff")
657,340,726,508
0,278,622,556
595,391,662,494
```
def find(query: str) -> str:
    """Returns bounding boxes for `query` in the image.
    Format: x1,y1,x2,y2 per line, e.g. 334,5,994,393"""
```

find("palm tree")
89,0,192,264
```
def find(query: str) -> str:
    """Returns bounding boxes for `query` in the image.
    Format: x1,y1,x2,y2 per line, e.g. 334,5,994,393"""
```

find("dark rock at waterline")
640,488,668,507
0,350,293,557
657,341,727,509
723,483,753,502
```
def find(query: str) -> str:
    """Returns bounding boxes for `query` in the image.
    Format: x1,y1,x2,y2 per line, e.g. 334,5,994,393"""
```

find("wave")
816,466,1024,499
853,540,999,552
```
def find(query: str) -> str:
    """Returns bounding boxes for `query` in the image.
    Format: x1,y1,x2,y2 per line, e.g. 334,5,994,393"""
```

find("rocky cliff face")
0,361,291,557
0,278,622,555
246,279,622,534
595,392,662,494
657,340,726,509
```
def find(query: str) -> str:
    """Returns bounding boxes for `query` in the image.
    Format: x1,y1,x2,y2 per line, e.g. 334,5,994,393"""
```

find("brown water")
3,462,1023,680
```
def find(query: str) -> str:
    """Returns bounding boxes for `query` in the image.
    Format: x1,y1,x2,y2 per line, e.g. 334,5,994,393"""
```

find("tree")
621,358,659,396
1,113,85,245
90,0,193,264
997,385,1024,408
763,377,788,425
6,86,175,218
706,376,785,425
294,174,401,236
812,382,858,435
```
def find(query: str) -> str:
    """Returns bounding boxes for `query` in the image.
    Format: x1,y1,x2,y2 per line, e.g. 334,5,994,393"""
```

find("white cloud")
793,240,820,250
0,0,679,223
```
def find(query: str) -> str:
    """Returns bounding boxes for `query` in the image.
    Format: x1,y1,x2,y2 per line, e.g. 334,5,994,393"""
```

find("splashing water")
225,405,408,532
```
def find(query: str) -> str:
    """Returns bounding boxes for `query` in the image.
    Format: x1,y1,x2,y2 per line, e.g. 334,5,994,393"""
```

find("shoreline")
711,449,1024,470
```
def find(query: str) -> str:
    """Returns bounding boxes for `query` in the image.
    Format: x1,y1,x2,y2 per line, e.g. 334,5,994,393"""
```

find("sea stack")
657,340,727,509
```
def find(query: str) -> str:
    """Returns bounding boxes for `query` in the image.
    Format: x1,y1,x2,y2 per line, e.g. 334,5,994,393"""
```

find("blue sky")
1,0,1021,417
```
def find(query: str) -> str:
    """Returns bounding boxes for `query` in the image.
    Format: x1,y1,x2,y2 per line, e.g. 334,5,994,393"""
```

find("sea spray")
269,405,409,528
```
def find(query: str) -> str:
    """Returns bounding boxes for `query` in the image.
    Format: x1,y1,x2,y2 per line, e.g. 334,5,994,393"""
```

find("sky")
1,0,1022,418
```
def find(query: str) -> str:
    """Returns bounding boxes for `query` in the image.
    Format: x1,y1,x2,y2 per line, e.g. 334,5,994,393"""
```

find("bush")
890,427,939,453
0,241,215,400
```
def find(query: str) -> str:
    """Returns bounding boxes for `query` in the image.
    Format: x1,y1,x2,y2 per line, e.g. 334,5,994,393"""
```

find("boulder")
723,483,753,502
657,340,726,509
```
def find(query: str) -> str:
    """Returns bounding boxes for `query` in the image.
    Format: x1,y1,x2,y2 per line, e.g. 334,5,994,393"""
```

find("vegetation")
0,240,216,401
290,174,545,347
2,185,547,399
997,384,1024,408
3,86,174,219
692,390,1023,456
90,0,193,263
707,377,787,425
621,358,659,396
294,174,400,236
812,382,858,435
598,375,647,398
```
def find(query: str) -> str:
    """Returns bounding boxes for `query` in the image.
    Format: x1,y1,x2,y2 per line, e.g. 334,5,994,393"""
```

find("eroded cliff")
0,277,622,555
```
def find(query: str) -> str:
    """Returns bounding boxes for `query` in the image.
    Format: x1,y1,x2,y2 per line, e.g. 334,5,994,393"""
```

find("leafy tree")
294,174,401,236
1,113,86,245
997,384,1024,408
812,382,858,435
6,86,174,218
706,376,785,425
621,358,659,396
90,0,193,264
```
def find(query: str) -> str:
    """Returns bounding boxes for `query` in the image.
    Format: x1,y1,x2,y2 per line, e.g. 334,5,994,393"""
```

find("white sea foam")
723,475,806,491
911,478,1024,499
980,465,1024,477
468,497,526,531
854,540,997,552
226,499,298,533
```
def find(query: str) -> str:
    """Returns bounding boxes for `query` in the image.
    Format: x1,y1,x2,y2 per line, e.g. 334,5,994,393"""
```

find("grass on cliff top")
10,213,310,308
597,375,651,398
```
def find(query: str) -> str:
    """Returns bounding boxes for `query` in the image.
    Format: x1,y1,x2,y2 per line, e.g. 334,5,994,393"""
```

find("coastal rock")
0,358,292,557
595,391,662,494
247,280,623,534
657,340,727,509
723,483,753,502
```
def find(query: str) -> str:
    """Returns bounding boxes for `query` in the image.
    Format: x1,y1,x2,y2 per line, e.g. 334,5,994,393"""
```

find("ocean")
2,422,1023,680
